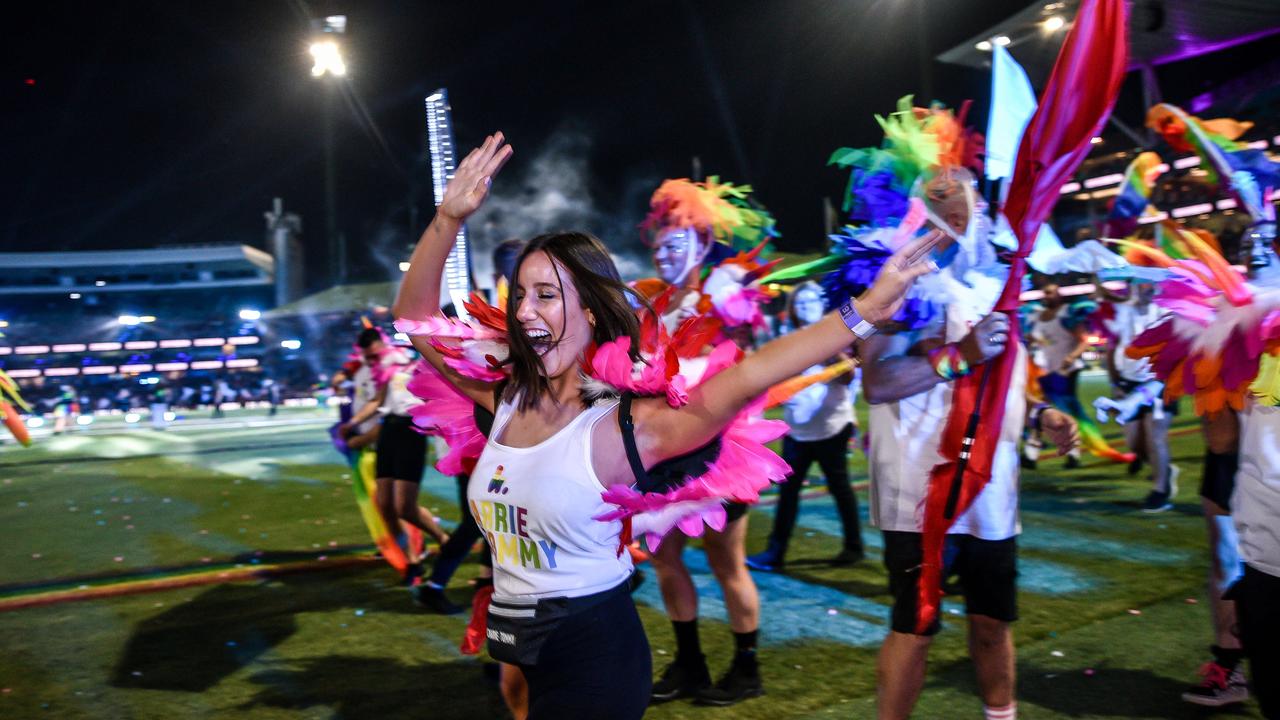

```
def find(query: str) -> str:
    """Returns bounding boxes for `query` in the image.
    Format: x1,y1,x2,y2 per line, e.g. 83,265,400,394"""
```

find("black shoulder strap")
617,393,650,487
472,380,507,439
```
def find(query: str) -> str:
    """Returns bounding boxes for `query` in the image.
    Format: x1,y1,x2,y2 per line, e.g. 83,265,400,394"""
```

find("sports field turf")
0,377,1265,718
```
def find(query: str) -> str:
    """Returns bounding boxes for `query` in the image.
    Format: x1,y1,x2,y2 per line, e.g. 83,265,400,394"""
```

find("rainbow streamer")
1104,151,1162,237
0,369,32,447
0,551,379,612
1148,104,1280,220
346,447,421,578
1154,222,1193,260
764,358,856,409
1039,376,1135,463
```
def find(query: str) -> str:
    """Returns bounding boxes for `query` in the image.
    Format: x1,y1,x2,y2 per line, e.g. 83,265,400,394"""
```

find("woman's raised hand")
856,229,943,324
439,133,514,222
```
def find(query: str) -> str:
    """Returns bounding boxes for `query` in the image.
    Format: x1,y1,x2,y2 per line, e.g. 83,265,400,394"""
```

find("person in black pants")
412,404,496,614
748,282,863,571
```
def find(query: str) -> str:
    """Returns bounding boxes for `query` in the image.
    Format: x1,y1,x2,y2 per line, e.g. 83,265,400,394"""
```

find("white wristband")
838,299,877,340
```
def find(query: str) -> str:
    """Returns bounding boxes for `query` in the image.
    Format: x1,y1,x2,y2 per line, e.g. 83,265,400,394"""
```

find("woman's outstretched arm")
631,231,942,464
392,133,513,410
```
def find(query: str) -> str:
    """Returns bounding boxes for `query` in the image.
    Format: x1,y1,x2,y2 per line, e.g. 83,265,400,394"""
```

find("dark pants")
883,530,1019,635
521,589,651,720
428,474,488,586
1234,564,1280,718
769,423,861,556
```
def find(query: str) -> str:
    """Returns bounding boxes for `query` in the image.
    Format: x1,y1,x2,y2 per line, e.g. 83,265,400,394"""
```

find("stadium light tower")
311,15,347,288
424,89,473,316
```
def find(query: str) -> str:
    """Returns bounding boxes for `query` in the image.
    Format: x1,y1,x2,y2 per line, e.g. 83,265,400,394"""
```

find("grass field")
0,377,1265,719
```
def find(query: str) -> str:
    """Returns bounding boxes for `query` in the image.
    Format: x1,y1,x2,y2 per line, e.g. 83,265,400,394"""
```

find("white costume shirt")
868,269,1026,540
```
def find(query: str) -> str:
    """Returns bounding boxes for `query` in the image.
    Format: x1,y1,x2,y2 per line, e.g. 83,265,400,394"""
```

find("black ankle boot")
694,653,764,706
650,654,711,703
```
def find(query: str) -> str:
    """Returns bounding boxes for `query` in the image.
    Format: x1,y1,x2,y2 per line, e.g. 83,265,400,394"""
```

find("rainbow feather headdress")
640,176,779,250
768,96,986,323
829,95,983,229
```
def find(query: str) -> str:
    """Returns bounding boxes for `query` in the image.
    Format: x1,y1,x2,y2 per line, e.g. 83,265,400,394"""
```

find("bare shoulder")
627,394,718,467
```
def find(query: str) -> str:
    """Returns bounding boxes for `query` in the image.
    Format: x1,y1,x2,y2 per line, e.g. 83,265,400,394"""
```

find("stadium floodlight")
975,40,993,51
310,39,346,77
95,280,106,287
239,309,262,321
0,320,6,328
399,261,411,272
1042,15,1065,32
76,415,93,426
26,417,44,429
280,339,302,350
992,35,1011,47
118,315,140,326
139,315,156,323
69,293,81,299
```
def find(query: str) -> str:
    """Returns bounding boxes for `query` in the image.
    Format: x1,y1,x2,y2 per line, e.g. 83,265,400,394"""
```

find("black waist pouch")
485,578,630,666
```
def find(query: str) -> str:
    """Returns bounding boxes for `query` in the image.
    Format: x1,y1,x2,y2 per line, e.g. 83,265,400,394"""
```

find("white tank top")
468,397,633,602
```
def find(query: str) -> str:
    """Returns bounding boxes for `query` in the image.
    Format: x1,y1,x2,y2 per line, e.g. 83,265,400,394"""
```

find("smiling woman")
503,232,649,413
391,132,936,719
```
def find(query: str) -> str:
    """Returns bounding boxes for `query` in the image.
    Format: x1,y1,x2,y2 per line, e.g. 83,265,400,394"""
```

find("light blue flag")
985,45,1037,181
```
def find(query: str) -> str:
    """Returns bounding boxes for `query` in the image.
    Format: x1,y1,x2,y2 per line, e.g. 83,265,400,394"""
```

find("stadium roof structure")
263,281,398,318
938,0,1280,78
0,244,273,295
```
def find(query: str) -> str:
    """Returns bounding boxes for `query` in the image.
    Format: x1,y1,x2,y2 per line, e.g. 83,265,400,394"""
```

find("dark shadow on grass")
240,655,510,720
1015,664,1255,718
930,658,1254,719
110,568,457,692
111,582,301,692
777,570,888,602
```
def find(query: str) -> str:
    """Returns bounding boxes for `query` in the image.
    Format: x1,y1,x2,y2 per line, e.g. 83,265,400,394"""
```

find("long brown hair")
504,232,650,411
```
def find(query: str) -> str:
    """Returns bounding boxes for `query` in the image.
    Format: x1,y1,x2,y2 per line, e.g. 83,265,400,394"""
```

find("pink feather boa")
405,364,487,476
590,338,790,549
595,397,789,550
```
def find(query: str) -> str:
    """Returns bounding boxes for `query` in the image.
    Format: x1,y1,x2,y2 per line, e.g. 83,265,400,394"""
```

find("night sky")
3,1,1271,290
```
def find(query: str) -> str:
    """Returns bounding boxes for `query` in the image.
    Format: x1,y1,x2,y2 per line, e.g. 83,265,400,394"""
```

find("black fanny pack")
485,578,631,666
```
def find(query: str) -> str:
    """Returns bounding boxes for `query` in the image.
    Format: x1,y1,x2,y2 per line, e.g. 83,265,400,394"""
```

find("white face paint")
792,287,825,327
652,227,705,286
